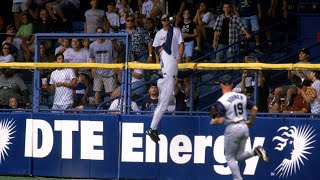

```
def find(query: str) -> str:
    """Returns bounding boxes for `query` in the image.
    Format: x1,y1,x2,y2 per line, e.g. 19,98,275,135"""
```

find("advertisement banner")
0,113,320,180
0,113,32,175
0,113,119,179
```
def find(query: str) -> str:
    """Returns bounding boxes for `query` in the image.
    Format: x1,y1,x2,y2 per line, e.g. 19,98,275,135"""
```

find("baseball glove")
210,105,216,120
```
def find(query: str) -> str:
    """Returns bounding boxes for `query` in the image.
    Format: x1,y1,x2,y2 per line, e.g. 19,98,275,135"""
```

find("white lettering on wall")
25,119,104,160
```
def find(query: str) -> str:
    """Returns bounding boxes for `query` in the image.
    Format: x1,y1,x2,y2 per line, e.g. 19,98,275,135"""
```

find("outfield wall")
0,113,319,180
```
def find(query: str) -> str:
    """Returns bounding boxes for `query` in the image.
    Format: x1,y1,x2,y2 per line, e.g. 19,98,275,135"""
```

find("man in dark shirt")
142,84,159,111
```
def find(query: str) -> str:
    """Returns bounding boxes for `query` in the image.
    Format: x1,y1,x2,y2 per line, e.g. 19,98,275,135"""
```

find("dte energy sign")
0,115,318,180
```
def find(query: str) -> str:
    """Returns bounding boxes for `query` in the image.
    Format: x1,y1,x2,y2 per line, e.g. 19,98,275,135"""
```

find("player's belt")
157,73,176,78
231,120,245,124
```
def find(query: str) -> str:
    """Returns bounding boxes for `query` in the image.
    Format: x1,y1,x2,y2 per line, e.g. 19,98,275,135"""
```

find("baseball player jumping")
210,74,269,180
147,14,184,143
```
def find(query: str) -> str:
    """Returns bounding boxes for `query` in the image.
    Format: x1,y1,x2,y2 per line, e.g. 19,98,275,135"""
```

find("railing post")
254,71,259,105
32,34,40,113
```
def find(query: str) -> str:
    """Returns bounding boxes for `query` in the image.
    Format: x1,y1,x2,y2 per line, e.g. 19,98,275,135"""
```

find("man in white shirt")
147,14,184,143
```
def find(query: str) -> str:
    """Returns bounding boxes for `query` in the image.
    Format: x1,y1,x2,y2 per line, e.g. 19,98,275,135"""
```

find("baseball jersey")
216,92,255,124
153,27,183,75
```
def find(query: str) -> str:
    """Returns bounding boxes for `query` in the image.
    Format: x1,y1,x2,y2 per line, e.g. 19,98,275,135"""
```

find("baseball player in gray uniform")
211,74,269,180
147,14,184,143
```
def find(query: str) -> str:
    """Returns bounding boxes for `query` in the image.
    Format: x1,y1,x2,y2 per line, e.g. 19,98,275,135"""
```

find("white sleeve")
202,12,212,24
109,99,120,111
131,101,140,112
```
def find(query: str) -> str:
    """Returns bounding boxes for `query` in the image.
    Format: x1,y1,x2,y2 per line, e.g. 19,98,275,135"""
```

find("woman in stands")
0,43,15,62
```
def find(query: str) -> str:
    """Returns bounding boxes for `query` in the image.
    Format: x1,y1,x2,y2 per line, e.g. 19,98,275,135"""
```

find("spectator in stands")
193,1,216,50
55,38,70,55
268,0,288,20
232,0,262,53
117,0,134,30
300,70,320,114
8,96,19,109
73,74,88,106
30,9,55,50
0,68,30,108
28,0,46,22
82,38,90,50
141,0,154,19
174,78,189,111
281,79,312,114
16,13,33,42
106,1,120,33
5,25,31,62
85,0,108,34
45,0,75,22
145,18,157,40
39,42,54,62
113,14,153,63
271,48,312,112
178,9,197,63
131,63,146,96
47,53,77,110
0,43,15,62
174,78,199,112
145,18,157,63
12,0,29,30
266,0,289,49
108,87,140,114
142,83,158,111
62,38,90,104
213,2,251,62
63,38,90,75
149,0,164,25
89,27,118,104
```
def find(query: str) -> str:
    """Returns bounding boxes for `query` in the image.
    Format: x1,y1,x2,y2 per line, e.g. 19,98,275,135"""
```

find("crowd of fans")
0,0,319,114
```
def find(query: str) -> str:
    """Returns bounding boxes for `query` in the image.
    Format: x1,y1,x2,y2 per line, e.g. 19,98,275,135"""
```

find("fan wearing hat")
146,14,184,144
271,47,312,112
210,74,269,180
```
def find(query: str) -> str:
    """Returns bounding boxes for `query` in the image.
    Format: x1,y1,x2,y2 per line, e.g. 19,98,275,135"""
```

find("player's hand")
246,121,254,126
210,119,216,125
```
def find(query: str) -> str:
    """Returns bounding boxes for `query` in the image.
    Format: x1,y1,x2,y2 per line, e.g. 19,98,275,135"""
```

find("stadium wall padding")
0,113,319,180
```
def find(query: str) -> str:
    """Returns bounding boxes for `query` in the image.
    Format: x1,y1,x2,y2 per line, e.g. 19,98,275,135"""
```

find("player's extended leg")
150,75,175,129
224,124,244,180
148,75,175,143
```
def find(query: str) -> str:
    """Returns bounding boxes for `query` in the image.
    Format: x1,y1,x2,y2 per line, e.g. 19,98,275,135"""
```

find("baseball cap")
299,48,310,55
161,14,168,21
216,74,233,86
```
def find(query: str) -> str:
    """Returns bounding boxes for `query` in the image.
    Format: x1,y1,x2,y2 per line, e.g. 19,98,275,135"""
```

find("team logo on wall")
0,118,16,164
272,125,316,178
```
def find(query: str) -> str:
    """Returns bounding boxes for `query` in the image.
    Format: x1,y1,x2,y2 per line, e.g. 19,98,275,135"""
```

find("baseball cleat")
147,128,160,144
255,145,269,163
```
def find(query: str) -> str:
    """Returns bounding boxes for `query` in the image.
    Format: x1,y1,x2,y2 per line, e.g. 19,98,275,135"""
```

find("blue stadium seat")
72,21,85,32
